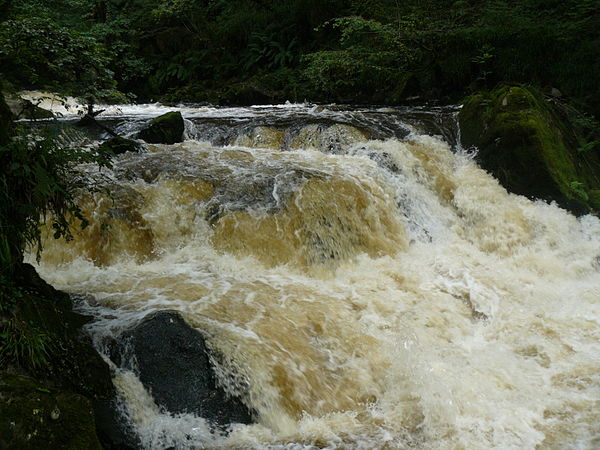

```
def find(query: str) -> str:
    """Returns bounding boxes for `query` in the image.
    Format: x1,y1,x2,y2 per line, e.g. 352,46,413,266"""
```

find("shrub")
0,17,116,102
0,129,111,276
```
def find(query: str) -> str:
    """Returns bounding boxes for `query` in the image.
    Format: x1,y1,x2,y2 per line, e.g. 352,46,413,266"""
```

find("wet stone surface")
110,310,254,427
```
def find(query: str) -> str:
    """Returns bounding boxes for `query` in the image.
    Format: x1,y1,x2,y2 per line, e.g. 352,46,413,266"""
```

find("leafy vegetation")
0,277,51,370
0,86,110,375
0,130,111,276
0,17,117,103
0,0,598,118
0,317,52,369
303,16,413,102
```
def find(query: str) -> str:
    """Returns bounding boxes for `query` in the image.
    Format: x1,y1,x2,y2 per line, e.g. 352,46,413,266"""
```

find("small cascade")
32,103,600,449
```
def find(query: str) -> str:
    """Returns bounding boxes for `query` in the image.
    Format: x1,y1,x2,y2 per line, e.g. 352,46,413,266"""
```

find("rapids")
33,104,600,449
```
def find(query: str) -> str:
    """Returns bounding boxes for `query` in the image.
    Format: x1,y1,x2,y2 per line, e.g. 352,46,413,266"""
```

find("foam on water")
33,108,600,449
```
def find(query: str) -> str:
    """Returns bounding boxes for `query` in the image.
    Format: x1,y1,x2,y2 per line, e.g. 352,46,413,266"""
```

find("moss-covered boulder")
459,84,600,215
98,136,144,156
4,265,113,399
1,264,125,449
0,374,102,450
137,111,184,144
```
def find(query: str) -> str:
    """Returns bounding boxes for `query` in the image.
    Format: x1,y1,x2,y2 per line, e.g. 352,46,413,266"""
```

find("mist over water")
34,104,600,449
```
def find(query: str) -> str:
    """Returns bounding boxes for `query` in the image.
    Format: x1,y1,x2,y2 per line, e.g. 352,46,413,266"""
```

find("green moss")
1,265,114,399
589,190,600,210
0,374,102,450
137,111,184,144
459,84,600,215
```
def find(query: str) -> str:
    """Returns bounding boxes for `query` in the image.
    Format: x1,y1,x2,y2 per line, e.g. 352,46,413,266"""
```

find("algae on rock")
459,84,600,215
137,111,184,144
0,374,102,450
98,136,144,156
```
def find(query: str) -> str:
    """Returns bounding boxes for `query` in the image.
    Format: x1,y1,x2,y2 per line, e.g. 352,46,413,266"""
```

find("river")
32,103,600,449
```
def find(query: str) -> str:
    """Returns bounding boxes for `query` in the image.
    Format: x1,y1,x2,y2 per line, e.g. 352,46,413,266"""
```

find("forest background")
0,0,598,119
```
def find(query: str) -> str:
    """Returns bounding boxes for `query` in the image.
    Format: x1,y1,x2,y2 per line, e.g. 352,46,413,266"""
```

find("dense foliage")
0,0,598,116
0,90,110,277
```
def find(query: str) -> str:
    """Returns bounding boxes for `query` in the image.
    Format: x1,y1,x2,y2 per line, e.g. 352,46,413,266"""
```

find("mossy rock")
0,374,102,450
1,264,126,448
459,84,600,215
98,136,144,156
137,111,184,144
3,264,114,399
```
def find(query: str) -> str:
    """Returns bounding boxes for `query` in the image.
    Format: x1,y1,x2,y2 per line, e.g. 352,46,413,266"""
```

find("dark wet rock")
358,147,400,173
137,111,184,144
459,84,600,215
111,310,254,427
0,91,13,145
0,374,102,450
14,263,72,310
7,267,113,400
1,264,123,449
94,398,140,450
99,136,144,156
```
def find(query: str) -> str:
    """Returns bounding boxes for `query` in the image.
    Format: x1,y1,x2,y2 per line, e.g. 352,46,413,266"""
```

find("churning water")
34,104,600,449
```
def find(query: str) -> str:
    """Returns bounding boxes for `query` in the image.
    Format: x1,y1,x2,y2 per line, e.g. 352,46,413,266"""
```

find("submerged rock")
459,84,600,215
111,310,254,427
137,111,184,144
99,136,144,156
93,398,139,450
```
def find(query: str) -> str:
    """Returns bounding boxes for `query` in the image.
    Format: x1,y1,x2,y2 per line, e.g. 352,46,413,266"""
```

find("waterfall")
33,104,600,449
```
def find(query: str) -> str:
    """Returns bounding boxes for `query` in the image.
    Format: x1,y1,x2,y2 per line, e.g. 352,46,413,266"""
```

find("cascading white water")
33,104,600,449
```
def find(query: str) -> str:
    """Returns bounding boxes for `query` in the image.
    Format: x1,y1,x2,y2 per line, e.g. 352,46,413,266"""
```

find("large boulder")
459,84,600,215
111,310,254,427
7,265,113,399
137,111,184,144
